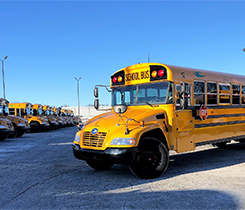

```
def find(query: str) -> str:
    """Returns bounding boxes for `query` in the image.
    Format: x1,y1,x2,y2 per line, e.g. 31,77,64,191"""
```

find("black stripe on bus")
195,135,245,146
207,113,245,119
195,120,245,128
195,113,245,120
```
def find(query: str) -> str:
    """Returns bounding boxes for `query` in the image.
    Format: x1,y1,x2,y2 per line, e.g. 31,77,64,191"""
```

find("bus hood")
83,107,166,136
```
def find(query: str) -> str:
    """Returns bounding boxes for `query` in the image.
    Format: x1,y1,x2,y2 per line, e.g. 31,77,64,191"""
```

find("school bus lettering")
125,70,149,82
125,72,140,81
73,62,245,179
141,70,150,79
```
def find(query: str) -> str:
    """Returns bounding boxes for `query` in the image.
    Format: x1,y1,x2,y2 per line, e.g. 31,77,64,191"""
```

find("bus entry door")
174,110,195,153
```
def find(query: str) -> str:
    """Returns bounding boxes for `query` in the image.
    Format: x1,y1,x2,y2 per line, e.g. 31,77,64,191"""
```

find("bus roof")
166,64,245,84
9,102,32,109
114,63,245,85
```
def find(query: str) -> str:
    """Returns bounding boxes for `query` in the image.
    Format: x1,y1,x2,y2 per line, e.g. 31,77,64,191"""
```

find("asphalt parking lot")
0,126,244,210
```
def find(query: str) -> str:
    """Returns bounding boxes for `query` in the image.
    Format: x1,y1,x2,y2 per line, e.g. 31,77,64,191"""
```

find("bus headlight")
74,134,80,143
110,137,136,146
17,123,25,126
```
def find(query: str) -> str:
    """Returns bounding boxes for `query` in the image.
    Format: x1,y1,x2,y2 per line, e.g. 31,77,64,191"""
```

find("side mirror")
94,87,98,98
179,83,188,110
78,123,84,131
113,104,127,114
94,99,99,110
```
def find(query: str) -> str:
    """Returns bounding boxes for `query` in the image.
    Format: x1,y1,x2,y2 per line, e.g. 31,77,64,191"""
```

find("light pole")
75,77,81,116
0,56,7,99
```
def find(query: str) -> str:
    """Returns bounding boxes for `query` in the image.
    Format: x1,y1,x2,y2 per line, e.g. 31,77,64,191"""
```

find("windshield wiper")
138,101,153,108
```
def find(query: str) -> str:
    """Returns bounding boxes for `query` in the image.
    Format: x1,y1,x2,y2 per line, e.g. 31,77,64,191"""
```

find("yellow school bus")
0,98,29,138
9,102,49,133
43,105,59,130
0,99,15,141
68,110,78,125
52,107,66,128
73,63,245,179
33,104,59,130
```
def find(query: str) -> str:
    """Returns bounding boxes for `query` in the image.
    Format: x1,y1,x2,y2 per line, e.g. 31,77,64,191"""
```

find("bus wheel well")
139,129,169,150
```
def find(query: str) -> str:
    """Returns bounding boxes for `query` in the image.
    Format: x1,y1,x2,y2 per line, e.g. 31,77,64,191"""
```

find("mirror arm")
95,85,112,92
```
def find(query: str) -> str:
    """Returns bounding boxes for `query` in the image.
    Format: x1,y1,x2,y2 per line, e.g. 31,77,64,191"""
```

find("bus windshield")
112,82,173,106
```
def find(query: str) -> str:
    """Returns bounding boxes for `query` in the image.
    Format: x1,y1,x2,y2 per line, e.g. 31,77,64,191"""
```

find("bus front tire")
16,131,25,137
86,159,114,170
8,123,17,138
129,138,169,179
30,122,41,133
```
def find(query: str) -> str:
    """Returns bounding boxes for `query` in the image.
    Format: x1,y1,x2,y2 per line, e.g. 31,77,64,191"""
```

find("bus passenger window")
219,83,231,104
194,81,205,105
242,85,245,104
175,85,180,105
207,82,217,105
232,84,240,105
9,108,15,115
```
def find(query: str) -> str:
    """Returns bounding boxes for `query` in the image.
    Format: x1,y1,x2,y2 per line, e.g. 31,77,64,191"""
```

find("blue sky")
1,1,245,107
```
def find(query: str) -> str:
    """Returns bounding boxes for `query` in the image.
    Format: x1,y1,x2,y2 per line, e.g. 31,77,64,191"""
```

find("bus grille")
83,131,107,148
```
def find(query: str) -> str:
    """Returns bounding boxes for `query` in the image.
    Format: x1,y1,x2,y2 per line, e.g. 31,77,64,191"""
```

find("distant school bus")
0,99,14,141
9,103,49,133
0,98,29,138
73,63,245,179
33,104,59,130
52,107,65,128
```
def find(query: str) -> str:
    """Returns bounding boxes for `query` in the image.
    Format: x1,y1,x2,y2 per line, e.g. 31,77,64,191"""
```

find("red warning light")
158,69,164,77
112,77,117,83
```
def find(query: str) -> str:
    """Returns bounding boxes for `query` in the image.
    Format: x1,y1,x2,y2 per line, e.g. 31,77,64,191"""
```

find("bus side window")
9,108,15,115
175,84,180,106
175,84,191,106
242,85,245,104
21,109,25,116
232,84,240,105
17,109,20,116
219,83,231,104
194,81,205,105
207,82,217,105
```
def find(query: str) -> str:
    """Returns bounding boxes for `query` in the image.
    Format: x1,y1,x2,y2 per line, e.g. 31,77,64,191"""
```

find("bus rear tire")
213,142,228,148
86,159,114,170
239,139,245,144
129,138,169,179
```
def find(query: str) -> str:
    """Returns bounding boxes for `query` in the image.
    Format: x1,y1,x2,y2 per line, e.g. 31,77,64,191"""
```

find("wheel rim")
137,151,161,170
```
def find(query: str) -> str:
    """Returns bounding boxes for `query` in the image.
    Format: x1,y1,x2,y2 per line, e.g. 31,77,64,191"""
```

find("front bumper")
73,144,137,165
0,128,11,133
